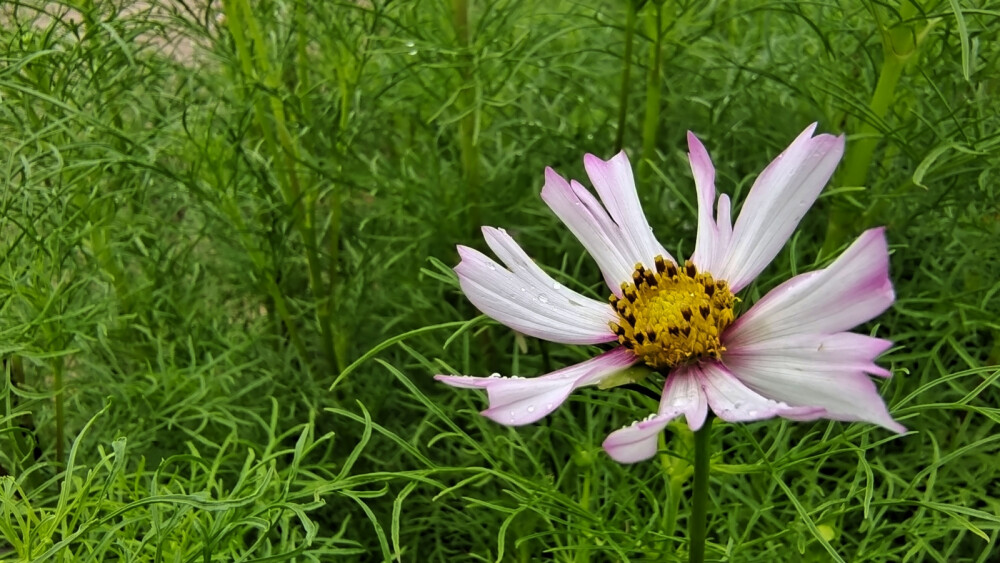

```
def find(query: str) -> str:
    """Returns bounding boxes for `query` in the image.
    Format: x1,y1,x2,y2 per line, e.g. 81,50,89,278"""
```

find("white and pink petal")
541,168,639,294
726,228,894,346
692,361,825,423
455,241,618,345
602,367,708,463
723,345,906,433
687,132,731,274
583,151,670,270
436,347,637,426
727,332,893,378
715,124,846,293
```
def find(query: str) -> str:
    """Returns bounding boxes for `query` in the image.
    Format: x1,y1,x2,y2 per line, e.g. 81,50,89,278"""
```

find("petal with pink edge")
724,343,906,433
687,132,730,274
541,168,640,294
727,332,893,378
726,228,894,346
601,413,674,464
583,152,671,271
602,368,708,463
692,362,825,423
455,242,618,345
715,124,846,292
435,347,637,426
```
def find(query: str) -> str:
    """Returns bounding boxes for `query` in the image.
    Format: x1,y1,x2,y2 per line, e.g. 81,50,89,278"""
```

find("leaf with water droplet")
598,365,654,390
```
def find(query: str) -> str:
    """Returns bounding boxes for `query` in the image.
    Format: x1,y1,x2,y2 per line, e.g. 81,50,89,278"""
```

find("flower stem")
613,1,638,152
53,356,65,464
821,52,903,255
453,0,480,237
822,1,933,255
689,417,712,563
639,2,663,180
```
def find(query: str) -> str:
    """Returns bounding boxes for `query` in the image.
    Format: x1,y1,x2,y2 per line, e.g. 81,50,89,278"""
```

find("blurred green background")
1,0,998,560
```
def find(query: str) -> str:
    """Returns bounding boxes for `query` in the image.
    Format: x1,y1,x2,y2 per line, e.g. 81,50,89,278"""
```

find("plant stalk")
453,0,480,237
639,2,664,180
822,0,933,254
613,1,638,152
822,54,903,255
689,417,712,563
53,357,65,464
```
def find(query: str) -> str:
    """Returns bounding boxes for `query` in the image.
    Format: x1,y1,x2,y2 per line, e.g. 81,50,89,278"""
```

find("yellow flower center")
609,256,736,370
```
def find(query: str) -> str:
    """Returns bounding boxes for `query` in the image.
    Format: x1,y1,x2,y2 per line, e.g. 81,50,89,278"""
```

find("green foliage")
0,0,997,560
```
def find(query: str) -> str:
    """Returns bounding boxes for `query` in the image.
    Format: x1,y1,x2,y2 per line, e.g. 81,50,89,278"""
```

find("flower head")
436,124,904,463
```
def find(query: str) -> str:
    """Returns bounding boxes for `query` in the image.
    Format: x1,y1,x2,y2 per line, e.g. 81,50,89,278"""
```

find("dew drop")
746,409,759,417
489,372,502,379
552,282,560,290
545,402,554,410
538,295,549,303
526,405,536,413
487,263,496,270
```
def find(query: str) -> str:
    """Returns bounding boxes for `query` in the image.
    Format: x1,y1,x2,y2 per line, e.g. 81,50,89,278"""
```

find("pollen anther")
608,257,735,370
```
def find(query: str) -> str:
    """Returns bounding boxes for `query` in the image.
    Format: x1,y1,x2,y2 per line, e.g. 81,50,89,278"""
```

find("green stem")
659,430,685,555
53,357,65,464
328,186,346,372
226,0,340,372
665,474,683,545
453,0,480,236
822,1,933,255
575,471,592,563
838,57,904,190
822,54,904,255
613,1,638,152
639,3,663,180
689,417,712,563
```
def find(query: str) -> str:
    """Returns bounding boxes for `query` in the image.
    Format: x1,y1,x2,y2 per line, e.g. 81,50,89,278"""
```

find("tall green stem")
613,1,638,152
639,2,664,180
822,1,933,255
53,357,65,464
453,0,480,236
225,0,340,372
689,417,712,563
659,430,685,554
822,55,903,255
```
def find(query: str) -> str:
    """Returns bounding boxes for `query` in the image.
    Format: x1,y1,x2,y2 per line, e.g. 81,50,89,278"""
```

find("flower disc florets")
609,256,735,370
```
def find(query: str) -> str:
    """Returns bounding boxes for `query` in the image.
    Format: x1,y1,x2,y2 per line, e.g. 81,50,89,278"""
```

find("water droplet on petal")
489,372,502,379
487,263,496,270
746,409,759,417
551,282,560,290
545,402,554,410
526,405,535,413
538,295,549,303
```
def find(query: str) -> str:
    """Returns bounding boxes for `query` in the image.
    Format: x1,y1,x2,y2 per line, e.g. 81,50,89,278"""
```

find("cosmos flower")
436,124,905,463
